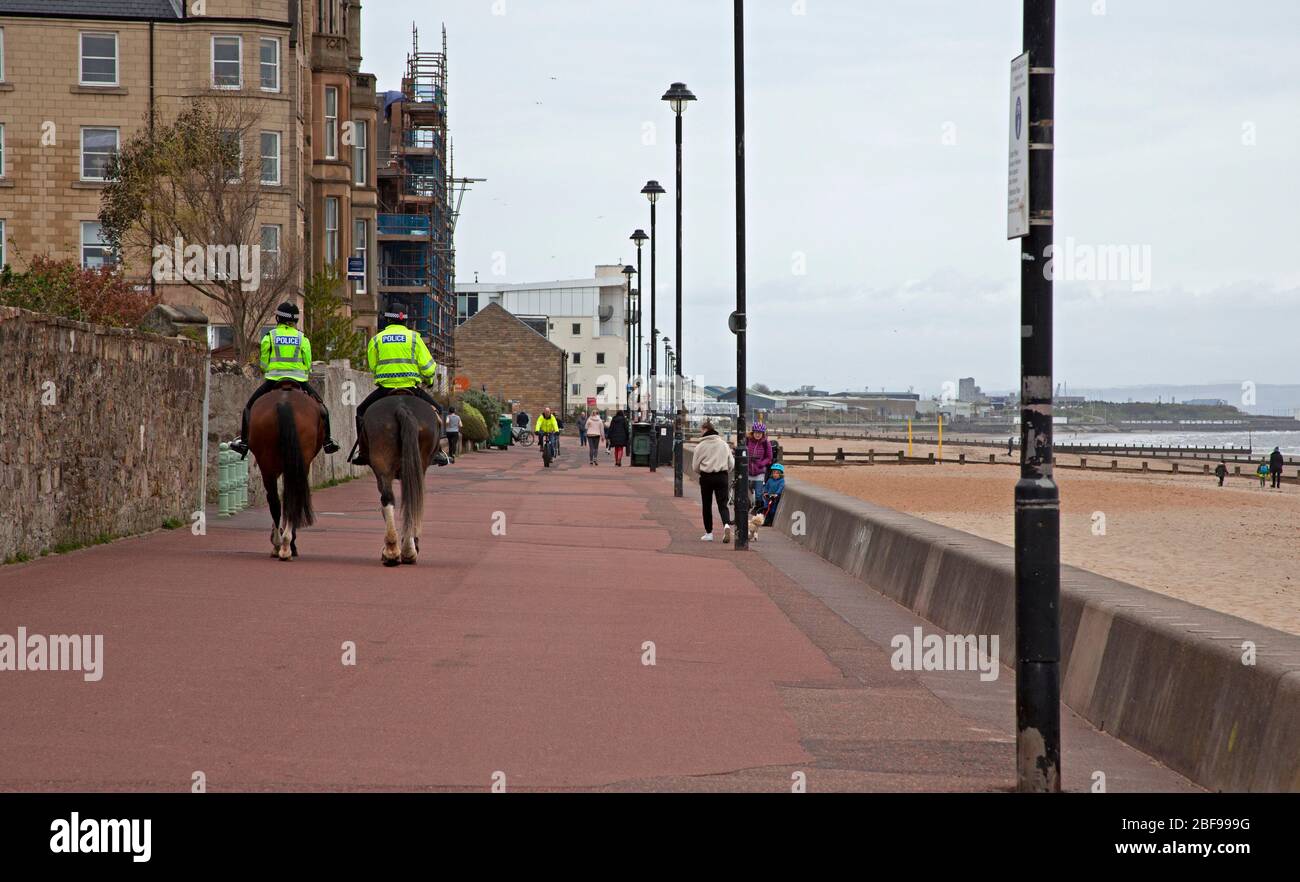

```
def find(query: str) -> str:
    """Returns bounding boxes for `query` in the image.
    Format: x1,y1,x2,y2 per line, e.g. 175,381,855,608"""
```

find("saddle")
275,380,306,392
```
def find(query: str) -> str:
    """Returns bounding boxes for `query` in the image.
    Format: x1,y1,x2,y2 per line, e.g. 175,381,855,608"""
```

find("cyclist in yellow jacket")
230,302,339,458
349,309,446,467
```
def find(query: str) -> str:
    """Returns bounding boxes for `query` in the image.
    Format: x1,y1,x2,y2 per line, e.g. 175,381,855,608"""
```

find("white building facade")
456,265,634,414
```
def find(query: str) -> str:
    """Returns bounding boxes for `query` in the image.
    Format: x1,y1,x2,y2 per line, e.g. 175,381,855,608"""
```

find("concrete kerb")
764,476,1300,792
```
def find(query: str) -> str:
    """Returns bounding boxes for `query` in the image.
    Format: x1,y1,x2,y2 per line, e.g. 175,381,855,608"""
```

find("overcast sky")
362,1,1300,396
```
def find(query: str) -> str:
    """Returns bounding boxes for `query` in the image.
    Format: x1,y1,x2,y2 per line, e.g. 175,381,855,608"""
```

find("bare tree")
100,97,302,363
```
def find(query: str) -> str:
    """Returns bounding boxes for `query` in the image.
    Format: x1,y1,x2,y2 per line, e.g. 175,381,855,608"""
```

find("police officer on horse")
230,302,339,458
349,309,448,467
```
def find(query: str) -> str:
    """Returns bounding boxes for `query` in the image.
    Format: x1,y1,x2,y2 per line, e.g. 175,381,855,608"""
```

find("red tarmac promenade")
0,442,1196,792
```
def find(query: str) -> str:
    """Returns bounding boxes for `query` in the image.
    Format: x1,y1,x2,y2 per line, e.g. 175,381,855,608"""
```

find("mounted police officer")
230,302,339,458
349,309,447,467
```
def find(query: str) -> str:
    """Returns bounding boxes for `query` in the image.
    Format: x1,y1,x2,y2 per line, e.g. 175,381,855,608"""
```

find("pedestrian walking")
745,422,774,507
1270,447,1285,489
576,410,588,448
1257,459,1269,489
585,411,606,465
607,410,630,467
445,407,462,463
1214,460,1228,487
1008,436,1015,457
692,421,735,543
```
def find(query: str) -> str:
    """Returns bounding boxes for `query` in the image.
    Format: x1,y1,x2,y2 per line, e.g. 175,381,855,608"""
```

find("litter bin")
655,420,674,466
490,414,513,450
631,422,653,467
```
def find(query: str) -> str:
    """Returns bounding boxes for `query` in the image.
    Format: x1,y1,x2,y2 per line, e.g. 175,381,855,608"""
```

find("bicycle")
512,425,535,447
539,432,559,467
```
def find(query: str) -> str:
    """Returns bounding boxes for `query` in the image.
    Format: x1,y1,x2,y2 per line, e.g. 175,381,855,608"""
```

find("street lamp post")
663,82,696,499
641,181,666,424
731,0,750,550
1014,0,1060,793
630,229,648,417
622,264,636,416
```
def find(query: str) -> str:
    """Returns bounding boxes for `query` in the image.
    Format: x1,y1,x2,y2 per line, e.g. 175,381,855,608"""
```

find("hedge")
459,403,489,442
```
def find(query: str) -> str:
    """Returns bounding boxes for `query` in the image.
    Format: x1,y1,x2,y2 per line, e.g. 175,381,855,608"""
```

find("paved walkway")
0,441,1195,792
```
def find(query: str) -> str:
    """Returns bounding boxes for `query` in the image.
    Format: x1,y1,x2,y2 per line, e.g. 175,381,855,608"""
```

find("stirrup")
229,439,249,459
323,439,341,455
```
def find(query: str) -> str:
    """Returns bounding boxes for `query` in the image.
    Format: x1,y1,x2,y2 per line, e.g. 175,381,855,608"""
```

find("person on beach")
1215,460,1228,487
1270,447,1285,489
692,421,734,543
607,410,630,466
1007,436,1015,457
1257,460,1269,489
585,411,606,465
745,423,774,506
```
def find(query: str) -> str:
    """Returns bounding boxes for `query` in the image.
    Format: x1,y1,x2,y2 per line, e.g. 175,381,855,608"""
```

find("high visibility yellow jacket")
534,414,559,433
260,323,312,382
367,324,436,389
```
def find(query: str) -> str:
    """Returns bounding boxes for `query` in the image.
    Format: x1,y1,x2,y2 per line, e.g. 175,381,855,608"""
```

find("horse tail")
278,400,315,529
397,406,424,540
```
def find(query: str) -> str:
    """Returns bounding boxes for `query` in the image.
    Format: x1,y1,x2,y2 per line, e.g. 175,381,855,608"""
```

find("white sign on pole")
1007,52,1030,239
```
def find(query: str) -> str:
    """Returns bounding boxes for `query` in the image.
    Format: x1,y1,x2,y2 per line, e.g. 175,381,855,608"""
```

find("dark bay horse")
247,383,324,561
361,392,441,566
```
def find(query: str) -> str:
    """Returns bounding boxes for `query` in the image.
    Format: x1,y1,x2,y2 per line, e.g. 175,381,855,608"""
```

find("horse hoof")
401,557,417,566
382,555,401,568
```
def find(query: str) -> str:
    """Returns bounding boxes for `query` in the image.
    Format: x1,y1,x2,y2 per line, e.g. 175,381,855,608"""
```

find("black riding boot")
321,407,340,455
230,408,252,459
349,415,369,466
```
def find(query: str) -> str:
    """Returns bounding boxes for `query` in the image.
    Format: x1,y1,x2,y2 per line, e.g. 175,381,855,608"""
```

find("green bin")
491,414,513,450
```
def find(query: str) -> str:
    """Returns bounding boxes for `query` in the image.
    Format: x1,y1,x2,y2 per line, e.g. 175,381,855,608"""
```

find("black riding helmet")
275,302,300,324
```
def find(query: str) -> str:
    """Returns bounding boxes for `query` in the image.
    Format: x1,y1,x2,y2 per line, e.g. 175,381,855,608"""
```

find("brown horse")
247,383,324,561
361,392,441,566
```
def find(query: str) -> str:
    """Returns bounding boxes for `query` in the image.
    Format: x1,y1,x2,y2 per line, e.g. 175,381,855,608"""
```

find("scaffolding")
377,25,455,365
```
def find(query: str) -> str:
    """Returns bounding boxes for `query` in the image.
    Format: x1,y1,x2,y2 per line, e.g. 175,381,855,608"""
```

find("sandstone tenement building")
0,0,383,346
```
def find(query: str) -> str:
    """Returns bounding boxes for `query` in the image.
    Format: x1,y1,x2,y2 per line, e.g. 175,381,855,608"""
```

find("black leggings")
699,471,731,534
241,380,329,438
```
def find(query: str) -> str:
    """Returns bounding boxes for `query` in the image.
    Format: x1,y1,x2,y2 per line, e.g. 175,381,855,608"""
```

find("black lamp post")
622,264,636,416
630,229,648,416
641,181,665,423
1014,0,1061,793
731,0,749,550
663,82,696,499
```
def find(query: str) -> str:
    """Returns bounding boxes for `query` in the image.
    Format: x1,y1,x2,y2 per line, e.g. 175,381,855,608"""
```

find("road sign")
1007,52,1030,239
586,397,597,408
347,256,365,280
453,375,470,392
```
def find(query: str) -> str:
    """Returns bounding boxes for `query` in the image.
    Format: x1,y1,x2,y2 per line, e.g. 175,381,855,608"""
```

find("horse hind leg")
277,476,294,562
379,476,401,567
265,472,283,557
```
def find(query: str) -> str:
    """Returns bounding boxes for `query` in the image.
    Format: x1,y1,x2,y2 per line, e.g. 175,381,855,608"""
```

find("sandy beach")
785,452,1300,636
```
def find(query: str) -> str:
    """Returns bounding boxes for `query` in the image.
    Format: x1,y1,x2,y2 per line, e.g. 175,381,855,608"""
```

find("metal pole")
673,110,686,497
636,242,644,414
732,0,749,550
626,274,634,415
1015,0,1060,793
650,202,658,420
